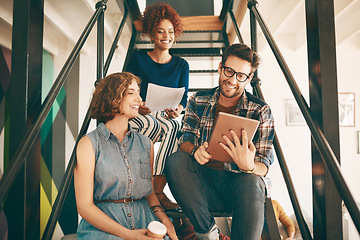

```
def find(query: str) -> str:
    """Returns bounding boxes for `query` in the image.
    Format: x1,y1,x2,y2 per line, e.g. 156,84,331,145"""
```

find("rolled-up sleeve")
254,104,275,169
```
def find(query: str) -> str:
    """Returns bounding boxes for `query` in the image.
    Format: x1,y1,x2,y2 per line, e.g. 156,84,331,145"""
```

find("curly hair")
141,2,183,38
90,72,141,123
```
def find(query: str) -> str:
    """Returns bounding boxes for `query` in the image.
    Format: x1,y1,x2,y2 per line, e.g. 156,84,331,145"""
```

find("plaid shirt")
178,87,275,173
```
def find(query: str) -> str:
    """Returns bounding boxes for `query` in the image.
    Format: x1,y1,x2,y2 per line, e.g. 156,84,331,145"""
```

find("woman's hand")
139,102,152,115
125,229,158,240
164,105,183,119
162,219,179,240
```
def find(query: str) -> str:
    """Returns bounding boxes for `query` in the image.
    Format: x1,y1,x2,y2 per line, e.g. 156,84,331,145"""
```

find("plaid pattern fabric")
178,87,275,173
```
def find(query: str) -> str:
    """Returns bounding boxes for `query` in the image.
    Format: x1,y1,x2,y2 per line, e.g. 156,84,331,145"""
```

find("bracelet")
153,209,165,213
151,205,164,214
241,165,256,174
150,205,162,211
190,146,199,156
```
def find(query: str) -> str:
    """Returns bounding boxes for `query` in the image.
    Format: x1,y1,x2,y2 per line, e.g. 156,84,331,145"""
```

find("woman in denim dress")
74,72,177,240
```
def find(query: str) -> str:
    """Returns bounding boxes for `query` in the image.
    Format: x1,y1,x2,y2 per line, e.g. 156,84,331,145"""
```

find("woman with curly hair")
74,72,178,239
126,2,189,210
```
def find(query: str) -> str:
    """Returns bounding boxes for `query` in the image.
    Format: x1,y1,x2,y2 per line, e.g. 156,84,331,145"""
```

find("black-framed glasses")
221,66,251,82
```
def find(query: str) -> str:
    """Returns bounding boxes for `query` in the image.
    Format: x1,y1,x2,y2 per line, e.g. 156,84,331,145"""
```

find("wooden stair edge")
181,16,224,31
134,15,224,32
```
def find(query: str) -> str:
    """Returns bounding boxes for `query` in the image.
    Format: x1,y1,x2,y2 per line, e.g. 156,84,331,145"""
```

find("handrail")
224,3,307,239
96,1,106,82
246,3,313,239
229,10,244,44
41,109,92,240
252,80,313,240
247,0,360,234
41,4,130,239
0,0,108,208
219,0,232,20
122,24,138,71
224,3,312,238
104,7,129,75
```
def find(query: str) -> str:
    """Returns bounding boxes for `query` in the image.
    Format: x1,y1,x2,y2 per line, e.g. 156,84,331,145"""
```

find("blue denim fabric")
77,123,169,239
165,151,266,240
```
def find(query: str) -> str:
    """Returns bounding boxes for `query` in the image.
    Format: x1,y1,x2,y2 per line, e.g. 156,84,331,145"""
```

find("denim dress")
77,123,165,239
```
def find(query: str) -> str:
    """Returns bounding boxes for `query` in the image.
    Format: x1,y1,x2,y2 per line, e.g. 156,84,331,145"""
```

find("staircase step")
181,16,224,31
183,30,221,33
134,16,224,32
134,48,222,57
170,47,222,56
136,30,223,42
135,42,224,50
190,69,217,73
136,40,224,44
174,53,222,57
188,88,214,92
135,30,225,50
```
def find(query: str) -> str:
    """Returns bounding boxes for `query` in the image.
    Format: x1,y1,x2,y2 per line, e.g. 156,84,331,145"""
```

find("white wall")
258,42,312,216
254,36,360,239
335,40,360,240
336,41,360,225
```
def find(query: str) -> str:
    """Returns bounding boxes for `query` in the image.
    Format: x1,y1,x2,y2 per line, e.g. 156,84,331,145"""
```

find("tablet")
207,112,260,163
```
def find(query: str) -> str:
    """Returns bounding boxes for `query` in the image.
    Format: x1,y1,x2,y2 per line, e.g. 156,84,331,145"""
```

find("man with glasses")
165,43,275,240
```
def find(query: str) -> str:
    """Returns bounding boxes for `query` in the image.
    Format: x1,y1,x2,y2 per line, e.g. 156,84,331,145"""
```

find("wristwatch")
190,146,199,156
241,165,256,174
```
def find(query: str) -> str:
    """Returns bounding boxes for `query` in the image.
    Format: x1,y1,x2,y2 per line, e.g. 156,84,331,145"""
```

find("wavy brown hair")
222,43,260,74
141,2,183,38
90,72,141,123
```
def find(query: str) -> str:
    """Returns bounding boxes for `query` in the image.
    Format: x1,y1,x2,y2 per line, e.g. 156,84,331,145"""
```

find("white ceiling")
237,0,360,50
0,0,359,54
0,0,125,54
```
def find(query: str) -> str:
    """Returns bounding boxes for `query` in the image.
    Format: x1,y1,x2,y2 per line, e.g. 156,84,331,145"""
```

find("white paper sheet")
145,83,185,112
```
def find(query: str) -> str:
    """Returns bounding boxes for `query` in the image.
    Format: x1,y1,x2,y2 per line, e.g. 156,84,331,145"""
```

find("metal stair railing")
226,1,313,239
225,2,307,239
245,0,360,235
0,0,108,210
252,79,312,240
41,3,131,240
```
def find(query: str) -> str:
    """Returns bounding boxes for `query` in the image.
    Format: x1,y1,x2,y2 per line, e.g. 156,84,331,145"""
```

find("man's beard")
219,80,242,98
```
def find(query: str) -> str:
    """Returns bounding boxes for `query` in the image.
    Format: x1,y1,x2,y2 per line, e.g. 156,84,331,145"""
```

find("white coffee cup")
147,221,167,239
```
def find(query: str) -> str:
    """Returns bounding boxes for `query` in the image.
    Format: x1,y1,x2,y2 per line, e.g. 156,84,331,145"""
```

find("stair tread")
190,69,218,73
134,15,224,32
133,48,222,57
136,40,224,44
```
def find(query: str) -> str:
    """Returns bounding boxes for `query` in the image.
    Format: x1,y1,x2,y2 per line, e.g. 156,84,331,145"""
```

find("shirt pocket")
139,158,152,179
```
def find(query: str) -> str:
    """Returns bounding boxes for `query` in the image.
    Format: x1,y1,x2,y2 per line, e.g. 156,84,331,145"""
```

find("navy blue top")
126,51,190,108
